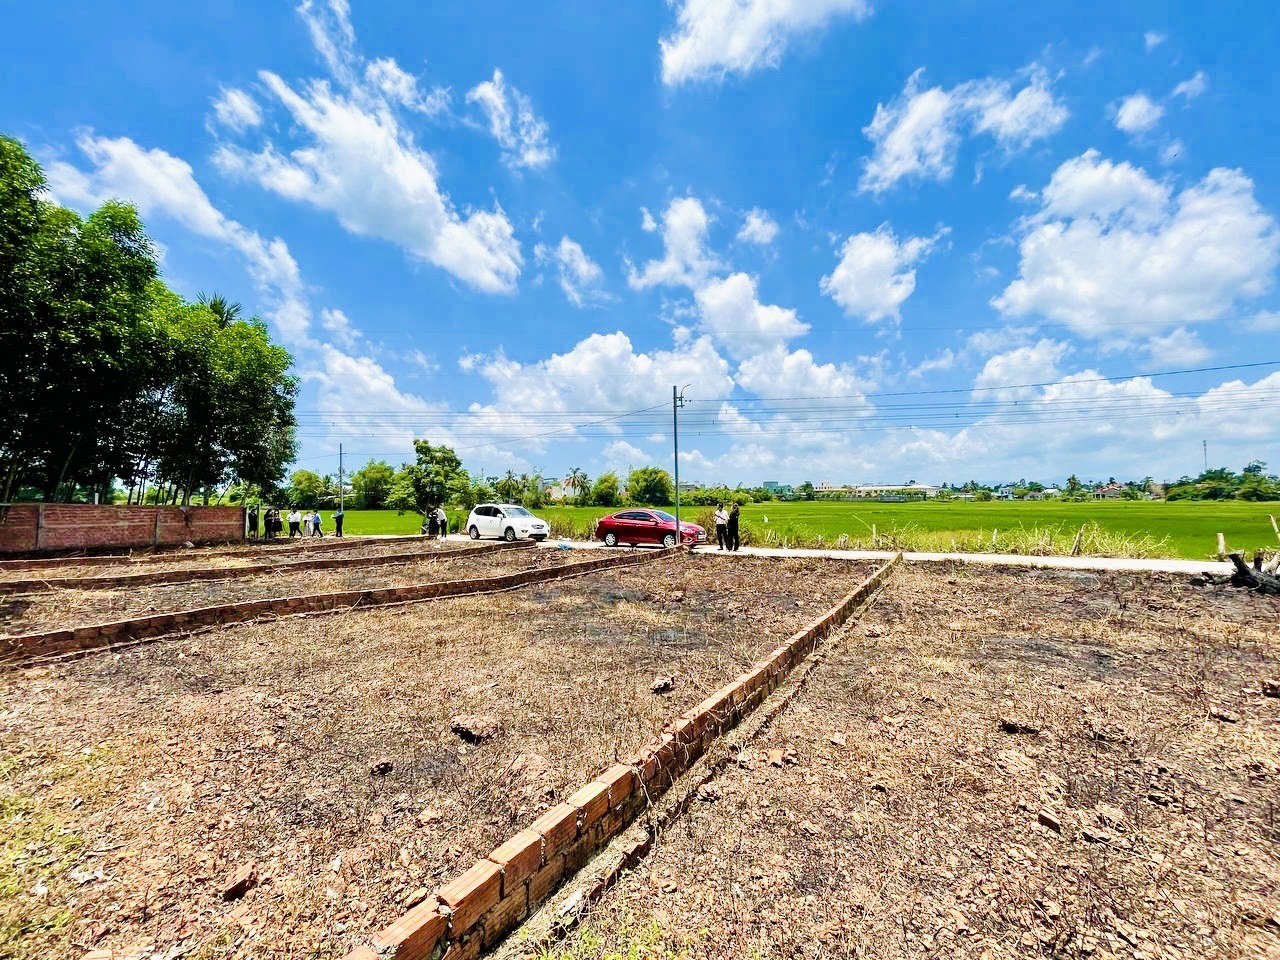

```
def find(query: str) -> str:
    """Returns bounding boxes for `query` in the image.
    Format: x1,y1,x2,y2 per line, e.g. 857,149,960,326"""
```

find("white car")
466,503,550,542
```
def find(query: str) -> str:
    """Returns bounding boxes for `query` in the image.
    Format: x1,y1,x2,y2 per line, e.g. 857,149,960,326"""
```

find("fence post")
35,503,45,550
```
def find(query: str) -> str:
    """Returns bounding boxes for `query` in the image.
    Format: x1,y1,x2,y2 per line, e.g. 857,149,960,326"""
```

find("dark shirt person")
728,504,741,552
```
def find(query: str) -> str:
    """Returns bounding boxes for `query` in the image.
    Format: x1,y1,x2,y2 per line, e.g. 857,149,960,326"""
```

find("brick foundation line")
0,504,245,555
0,533,433,571
0,549,670,667
0,541,533,595
343,553,902,960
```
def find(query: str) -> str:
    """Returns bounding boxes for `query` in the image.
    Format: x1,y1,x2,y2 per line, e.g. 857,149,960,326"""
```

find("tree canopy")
0,135,297,504
626,466,674,506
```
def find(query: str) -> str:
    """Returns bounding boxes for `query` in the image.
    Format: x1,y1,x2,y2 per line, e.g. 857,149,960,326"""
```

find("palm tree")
197,292,243,326
565,467,589,504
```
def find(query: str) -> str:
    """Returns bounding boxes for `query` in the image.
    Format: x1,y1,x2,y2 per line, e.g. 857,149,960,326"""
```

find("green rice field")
339,500,1279,560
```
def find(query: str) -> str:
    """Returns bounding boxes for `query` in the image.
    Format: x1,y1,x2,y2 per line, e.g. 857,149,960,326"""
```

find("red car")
595,509,706,548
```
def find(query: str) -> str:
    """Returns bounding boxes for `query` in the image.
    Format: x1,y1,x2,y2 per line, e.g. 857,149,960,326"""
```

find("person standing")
288,508,301,538
426,507,439,538
713,503,729,550
311,510,324,537
247,505,259,540
333,508,344,538
434,506,448,539
727,503,741,552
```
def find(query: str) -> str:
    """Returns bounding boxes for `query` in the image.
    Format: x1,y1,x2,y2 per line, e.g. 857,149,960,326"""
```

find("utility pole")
1203,439,1208,472
338,442,345,511
672,385,688,547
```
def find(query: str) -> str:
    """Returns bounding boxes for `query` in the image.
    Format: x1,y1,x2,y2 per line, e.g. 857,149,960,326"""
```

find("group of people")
247,506,345,539
423,505,449,538
712,502,741,551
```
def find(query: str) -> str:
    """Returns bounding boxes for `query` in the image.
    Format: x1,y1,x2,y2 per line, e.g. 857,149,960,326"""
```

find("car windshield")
504,506,533,517
653,510,676,522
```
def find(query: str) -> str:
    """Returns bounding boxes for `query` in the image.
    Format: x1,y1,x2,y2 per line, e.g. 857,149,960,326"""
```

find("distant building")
677,480,700,493
816,482,942,500
763,480,794,497
1093,482,1126,500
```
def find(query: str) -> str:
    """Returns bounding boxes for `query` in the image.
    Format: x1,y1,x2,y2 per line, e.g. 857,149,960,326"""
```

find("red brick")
593,763,636,809
438,859,502,937
441,930,484,960
487,828,542,894
367,901,448,960
481,883,529,947
527,855,565,907
529,802,578,860
567,781,609,830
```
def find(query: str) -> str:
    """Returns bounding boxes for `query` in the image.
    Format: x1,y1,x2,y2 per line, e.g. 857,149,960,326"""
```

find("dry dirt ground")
0,554,873,960
548,564,1280,960
0,546,566,636
0,537,457,582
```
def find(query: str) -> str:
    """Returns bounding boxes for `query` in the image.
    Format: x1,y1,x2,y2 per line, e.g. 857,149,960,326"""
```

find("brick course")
0,539,530,594
0,504,245,556
343,553,901,960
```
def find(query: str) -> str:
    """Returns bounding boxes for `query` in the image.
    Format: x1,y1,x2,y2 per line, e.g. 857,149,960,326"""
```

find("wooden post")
871,523,877,547
1270,514,1279,545
992,528,998,547
34,503,45,551
1070,525,1084,557
1217,532,1227,560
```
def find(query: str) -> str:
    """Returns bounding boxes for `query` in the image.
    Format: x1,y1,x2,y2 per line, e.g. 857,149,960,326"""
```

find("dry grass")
0,547,564,636
0,554,873,960
554,564,1279,960
0,537,463,582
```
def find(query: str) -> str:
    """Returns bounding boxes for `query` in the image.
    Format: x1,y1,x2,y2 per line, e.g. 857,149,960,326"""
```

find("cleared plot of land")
554,566,1279,960
0,555,873,960
0,545,553,637
0,535,443,582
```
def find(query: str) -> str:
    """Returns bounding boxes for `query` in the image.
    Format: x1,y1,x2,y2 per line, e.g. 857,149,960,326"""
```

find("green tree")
565,467,590,504
521,473,546,508
626,466,674,506
494,469,522,503
351,459,396,509
1065,474,1084,495
0,137,296,503
386,440,467,516
797,481,815,501
288,470,326,508
591,471,621,506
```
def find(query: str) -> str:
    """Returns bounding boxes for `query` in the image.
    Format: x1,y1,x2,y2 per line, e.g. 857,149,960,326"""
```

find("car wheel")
603,532,618,547
504,527,517,542
469,526,480,540
661,533,677,548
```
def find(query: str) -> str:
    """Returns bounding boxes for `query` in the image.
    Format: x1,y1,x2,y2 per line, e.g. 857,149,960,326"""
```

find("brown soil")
0,537,460,582
0,547,564,636
0,554,873,960
554,564,1280,960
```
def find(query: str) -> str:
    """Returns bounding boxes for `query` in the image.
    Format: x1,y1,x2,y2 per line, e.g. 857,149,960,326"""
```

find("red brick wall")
0,504,245,555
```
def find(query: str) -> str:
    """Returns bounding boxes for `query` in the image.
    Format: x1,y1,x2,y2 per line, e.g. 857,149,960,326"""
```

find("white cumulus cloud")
860,66,1067,194
210,87,263,133
995,150,1280,337
660,0,872,86
1172,71,1208,100
535,236,606,306
465,68,555,170
695,272,808,358
627,197,721,290
1113,92,1164,133
820,224,946,323
212,1,522,295
737,207,779,245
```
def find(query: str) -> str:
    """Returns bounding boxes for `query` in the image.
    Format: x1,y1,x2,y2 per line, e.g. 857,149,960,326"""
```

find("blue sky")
4,0,1279,487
